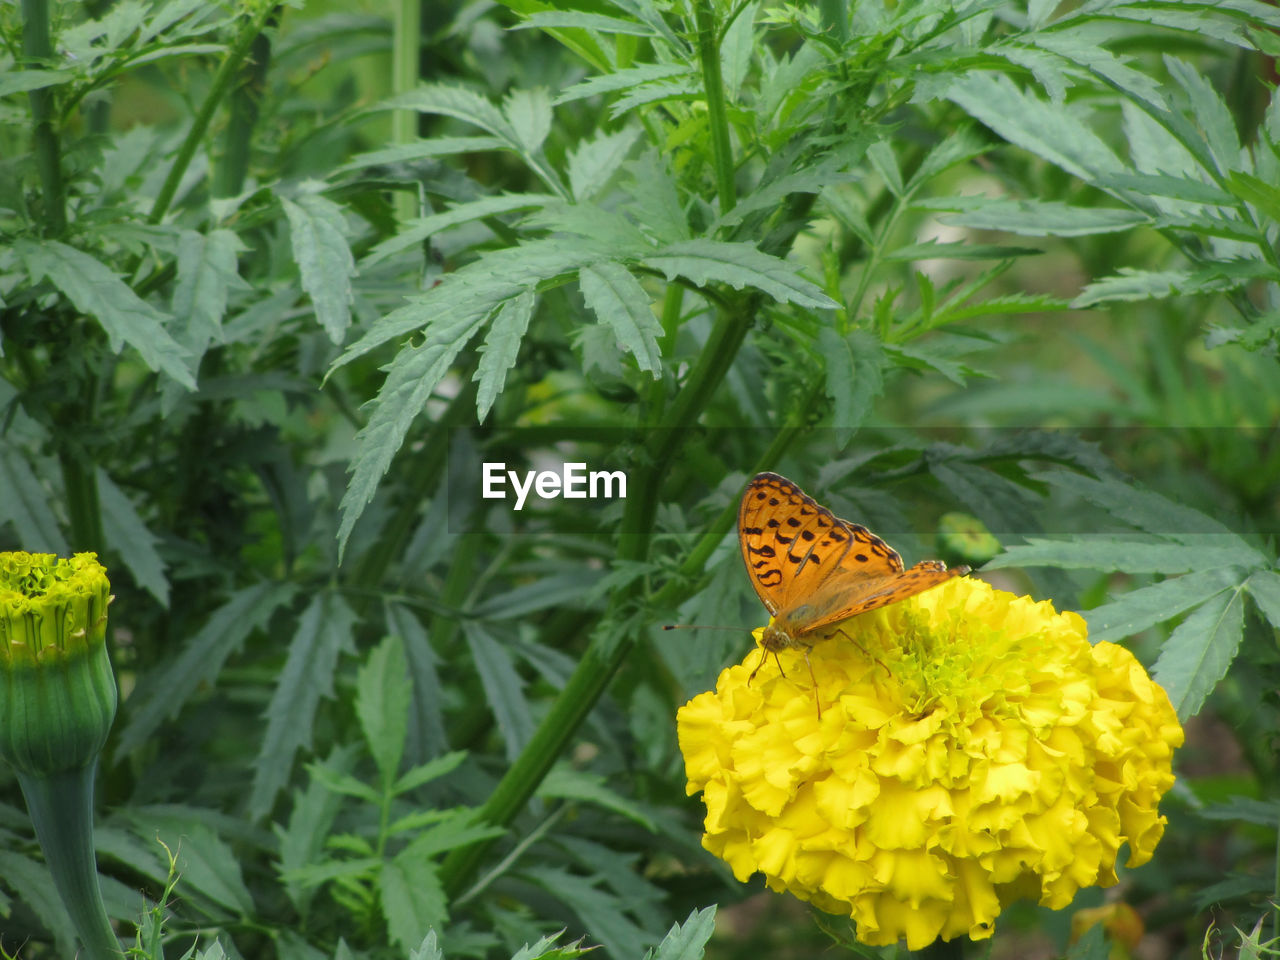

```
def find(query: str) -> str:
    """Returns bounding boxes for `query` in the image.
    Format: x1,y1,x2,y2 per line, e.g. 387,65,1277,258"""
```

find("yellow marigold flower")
677,576,1183,950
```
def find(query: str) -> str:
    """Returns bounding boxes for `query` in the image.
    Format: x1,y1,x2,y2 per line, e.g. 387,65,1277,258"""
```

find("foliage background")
1,0,1280,958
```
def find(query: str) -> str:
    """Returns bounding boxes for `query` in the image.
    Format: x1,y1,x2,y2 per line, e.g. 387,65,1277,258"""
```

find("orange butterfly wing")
738,472,966,642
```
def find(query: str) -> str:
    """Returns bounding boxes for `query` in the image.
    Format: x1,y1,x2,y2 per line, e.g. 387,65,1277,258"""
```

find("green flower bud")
0,551,117,775
0,551,121,959
935,513,1001,568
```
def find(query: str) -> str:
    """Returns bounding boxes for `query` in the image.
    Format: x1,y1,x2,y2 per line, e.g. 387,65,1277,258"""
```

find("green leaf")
305,760,381,803
567,127,642,202
819,327,883,431
474,290,537,420
1226,170,1280,223
985,539,1256,574
116,582,297,754
537,766,657,831
281,192,356,344
250,592,358,821
1066,925,1109,960
0,849,78,957
1245,570,1280,629
1091,172,1235,206
363,193,556,267
1165,56,1240,173
1153,584,1246,719
0,448,69,554
1084,569,1243,643
277,744,360,912
579,261,662,377
623,153,691,243
646,907,717,960
883,239,1043,261
1198,796,1280,827
463,622,534,762
97,468,169,606
385,602,449,761
641,239,838,309
377,84,519,144
511,932,594,960
356,634,413,782
409,931,444,960
0,69,76,97
504,87,554,155
867,140,904,197
338,137,507,173
392,750,468,795
16,240,195,389
936,199,1148,237
380,856,447,952
553,63,690,106
1071,269,1195,307
172,228,243,352
523,866,653,960
132,817,255,915
393,809,505,856
515,10,658,35
943,71,1125,180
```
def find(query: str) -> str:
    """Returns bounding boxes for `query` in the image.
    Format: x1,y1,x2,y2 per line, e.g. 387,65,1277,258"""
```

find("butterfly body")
739,472,967,656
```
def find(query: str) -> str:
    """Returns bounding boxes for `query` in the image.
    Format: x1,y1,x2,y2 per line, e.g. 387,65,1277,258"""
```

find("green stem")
149,7,270,223
17,765,120,960
58,448,103,554
213,12,276,199
694,2,736,215
22,0,66,237
391,0,422,224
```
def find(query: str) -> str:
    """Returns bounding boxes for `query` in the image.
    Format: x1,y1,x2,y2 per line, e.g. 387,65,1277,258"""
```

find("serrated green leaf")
277,744,360,912
516,10,657,35
172,228,243,352
281,192,356,344
1166,54,1243,172
357,634,412,781
819,327,883,430
395,810,506,858
623,153,690,243
474,290,536,421
609,77,699,119
304,760,380,803
116,582,297,753
1084,569,1242,642
337,137,507,174
381,856,447,951
376,84,518,144
0,849,77,957
1199,796,1280,826
131,817,254,915
567,127,642,201
363,193,556,267
579,261,662,376
512,932,593,960
1153,584,1246,719
1091,172,1235,206
985,539,1254,574
98,468,169,606
641,239,837,309
884,239,1043,261
554,63,690,106
392,750,467,795
867,140,903,197
0,448,68,553
0,69,76,97
1226,170,1280,223
944,71,1125,180
1071,268,1194,307
938,200,1147,237
537,766,657,831
16,240,195,388
504,87,553,155
385,602,449,761
524,866,652,960
409,930,444,960
464,622,533,762
1245,570,1280,629
646,906,717,960
250,593,358,820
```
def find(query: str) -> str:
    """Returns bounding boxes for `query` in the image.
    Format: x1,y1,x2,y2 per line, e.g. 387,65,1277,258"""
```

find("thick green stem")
149,7,271,223
17,765,120,960
22,0,66,236
694,2,736,215
391,0,422,224
213,14,275,199
58,448,104,554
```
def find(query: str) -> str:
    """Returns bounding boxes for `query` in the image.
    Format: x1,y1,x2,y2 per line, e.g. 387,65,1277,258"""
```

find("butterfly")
739,472,969,679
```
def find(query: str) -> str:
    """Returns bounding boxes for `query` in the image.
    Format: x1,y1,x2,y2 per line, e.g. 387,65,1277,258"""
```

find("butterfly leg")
748,647,789,686
801,645,823,719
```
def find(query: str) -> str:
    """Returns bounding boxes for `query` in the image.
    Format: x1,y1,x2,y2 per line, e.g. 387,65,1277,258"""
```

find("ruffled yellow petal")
675,576,1182,949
